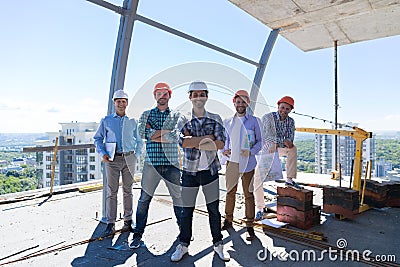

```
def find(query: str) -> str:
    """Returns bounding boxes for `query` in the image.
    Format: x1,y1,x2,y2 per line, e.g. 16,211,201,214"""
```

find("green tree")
375,139,400,168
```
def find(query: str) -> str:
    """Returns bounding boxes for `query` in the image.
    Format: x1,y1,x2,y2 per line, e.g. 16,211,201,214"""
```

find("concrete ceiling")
229,0,400,51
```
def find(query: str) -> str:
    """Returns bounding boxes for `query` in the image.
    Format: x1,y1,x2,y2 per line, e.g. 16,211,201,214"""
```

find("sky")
1,0,399,134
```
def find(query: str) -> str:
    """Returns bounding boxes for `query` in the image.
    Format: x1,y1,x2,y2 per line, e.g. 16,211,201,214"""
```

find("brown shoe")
122,220,133,232
221,220,233,231
246,227,255,241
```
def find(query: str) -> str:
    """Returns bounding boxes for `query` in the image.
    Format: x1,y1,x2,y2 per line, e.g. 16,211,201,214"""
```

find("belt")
115,151,135,156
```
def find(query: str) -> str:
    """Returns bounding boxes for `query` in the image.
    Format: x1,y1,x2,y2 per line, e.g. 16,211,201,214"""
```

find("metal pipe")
360,160,369,205
334,40,338,170
50,137,59,196
249,29,280,114
86,0,125,15
368,159,372,180
349,159,354,189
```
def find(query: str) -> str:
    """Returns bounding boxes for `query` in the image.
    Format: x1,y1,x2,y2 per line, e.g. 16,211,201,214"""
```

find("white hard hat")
113,89,128,100
188,81,208,93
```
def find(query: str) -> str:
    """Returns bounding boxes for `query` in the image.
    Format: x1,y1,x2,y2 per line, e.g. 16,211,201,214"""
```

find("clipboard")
105,143,116,161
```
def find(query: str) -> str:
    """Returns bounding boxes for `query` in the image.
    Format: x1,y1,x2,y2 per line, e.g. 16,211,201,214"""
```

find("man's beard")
236,107,246,115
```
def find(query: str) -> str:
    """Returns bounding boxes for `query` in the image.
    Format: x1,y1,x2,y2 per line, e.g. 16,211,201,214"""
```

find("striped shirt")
178,110,226,176
261,111,295,152
138,107,180,166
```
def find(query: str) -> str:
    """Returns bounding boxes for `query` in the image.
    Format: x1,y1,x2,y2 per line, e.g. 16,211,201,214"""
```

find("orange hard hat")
277,96,294,109
233,90,250,103
153,82,172,96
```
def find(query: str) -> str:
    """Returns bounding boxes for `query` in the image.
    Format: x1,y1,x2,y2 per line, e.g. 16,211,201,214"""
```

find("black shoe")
104,223,115,236
122,220,133,232
221,220,233,231
129,233,142,249
246,227,255,241
285,180,303,189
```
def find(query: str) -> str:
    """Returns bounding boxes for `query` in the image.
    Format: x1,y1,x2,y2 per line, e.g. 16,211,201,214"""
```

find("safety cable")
209,87,354,129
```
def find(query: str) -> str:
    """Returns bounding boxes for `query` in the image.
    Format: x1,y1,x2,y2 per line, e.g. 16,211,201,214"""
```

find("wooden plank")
277,196,312,211
277,214,319,230
23,144,95,152
323,194,359,210
322,204,359,218
277,186,313,202
277,205,319,221
79,184,103,193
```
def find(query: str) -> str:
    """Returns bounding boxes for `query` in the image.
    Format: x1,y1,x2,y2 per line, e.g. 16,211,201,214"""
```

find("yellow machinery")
296,126,372,213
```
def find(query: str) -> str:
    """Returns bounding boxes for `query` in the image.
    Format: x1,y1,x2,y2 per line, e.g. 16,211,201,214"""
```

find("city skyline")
1,0,399,133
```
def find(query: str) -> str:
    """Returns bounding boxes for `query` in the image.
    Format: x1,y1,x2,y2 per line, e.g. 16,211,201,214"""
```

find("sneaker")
221,220,233,231
129,233,142,249
285,180,303,189
122,220,133,232
255,211,264,221
104,223,115,236
246,227,255,241
213,244,230,261
170,244,188,262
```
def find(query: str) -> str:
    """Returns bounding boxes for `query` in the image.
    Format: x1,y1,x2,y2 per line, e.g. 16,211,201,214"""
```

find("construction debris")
276,186,321,230
323,186,359,218
362,180,400,208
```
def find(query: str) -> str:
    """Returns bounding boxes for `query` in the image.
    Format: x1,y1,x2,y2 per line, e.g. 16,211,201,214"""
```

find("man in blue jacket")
94,89,143,236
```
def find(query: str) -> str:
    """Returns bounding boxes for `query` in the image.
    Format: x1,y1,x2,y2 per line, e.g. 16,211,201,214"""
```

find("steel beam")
134,14,259,67
249,28,280,114
87,0,125,15
107,0,139,114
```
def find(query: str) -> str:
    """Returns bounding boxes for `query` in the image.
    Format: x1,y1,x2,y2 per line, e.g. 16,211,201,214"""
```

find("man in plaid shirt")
171,81,230,262
130,82,182,249
260,95,299,189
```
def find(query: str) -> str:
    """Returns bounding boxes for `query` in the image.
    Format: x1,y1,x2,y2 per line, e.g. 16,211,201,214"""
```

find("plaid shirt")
177,110,226,176
261,111,295,152
138,107,180,166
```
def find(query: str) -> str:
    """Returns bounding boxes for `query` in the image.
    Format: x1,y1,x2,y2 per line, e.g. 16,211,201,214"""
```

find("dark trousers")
179,170,223,246
134,163,182,235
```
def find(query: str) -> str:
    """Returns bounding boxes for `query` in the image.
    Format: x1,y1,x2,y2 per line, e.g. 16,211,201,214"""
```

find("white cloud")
360,114,400,132
46,107,60,113
0,97,105,133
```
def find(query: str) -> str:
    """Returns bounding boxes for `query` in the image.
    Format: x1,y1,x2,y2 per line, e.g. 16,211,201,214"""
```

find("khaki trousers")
254,146,297,210
254,145,297,210
279,145,297,179
224,161,255,227
105,153,136,224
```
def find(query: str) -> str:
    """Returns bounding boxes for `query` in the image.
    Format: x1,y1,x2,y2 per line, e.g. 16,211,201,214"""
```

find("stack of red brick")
323,186,359,218
362,180,400,208
276,186,320,230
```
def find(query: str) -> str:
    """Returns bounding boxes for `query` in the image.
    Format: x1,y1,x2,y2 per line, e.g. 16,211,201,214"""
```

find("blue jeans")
134,163,182,235
179,170,223,246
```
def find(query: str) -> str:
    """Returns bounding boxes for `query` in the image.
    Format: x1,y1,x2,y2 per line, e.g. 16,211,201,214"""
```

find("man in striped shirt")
130,82,182,249
254,95,300,221
262,96,298,185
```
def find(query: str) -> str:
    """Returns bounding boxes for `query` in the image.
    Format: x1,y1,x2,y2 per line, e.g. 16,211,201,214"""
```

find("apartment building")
314,123,375,176
375,159,393,177
36,122,102,188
